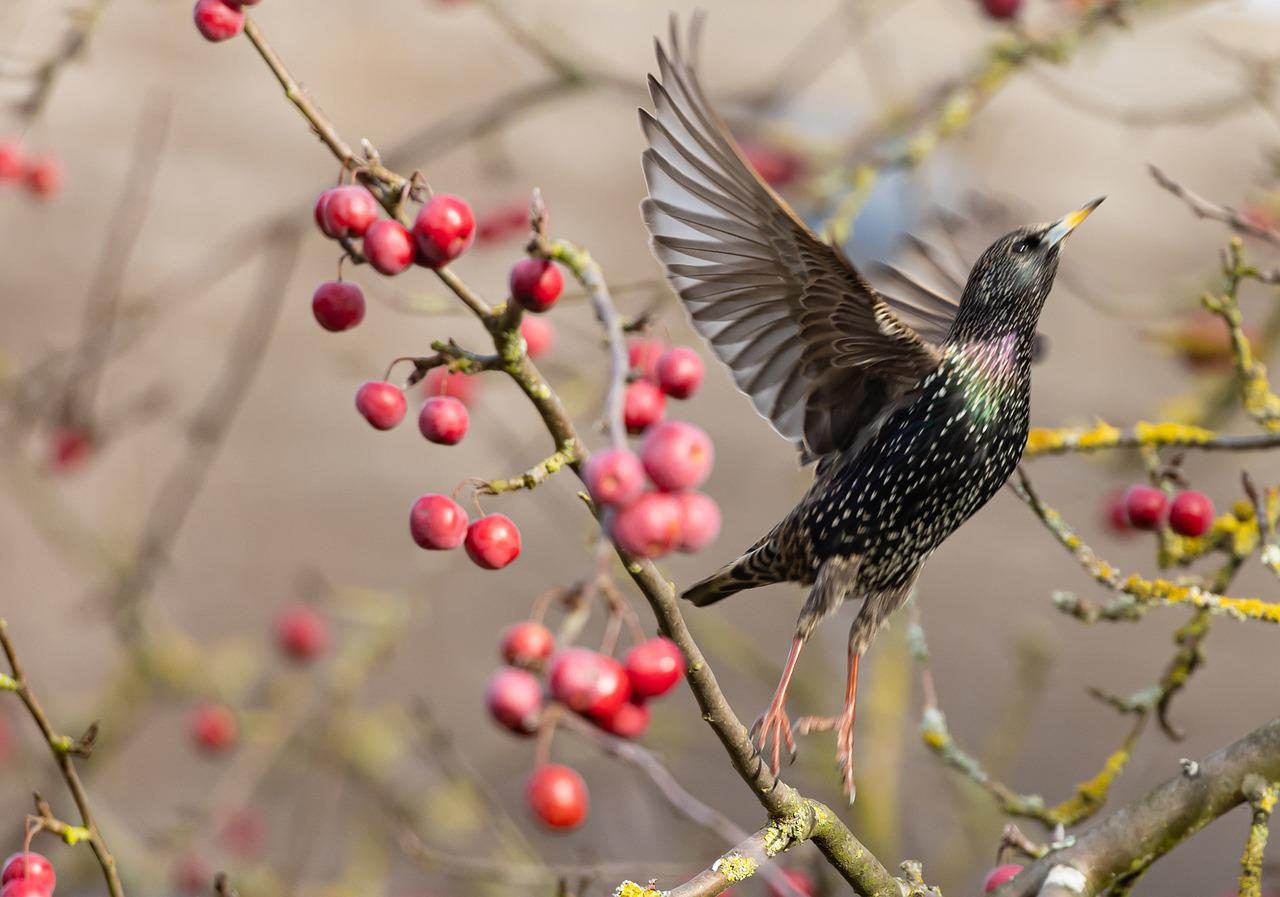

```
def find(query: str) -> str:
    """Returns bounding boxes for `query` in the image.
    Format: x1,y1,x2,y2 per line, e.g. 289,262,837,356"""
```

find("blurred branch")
14,0,109,122
1025,419,1280,458
1151,165,1280,247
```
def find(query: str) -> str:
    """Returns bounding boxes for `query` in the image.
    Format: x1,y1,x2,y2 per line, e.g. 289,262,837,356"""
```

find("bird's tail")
682,540,784,607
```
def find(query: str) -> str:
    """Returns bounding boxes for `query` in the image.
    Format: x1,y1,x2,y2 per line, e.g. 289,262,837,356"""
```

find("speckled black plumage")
638,15,1100,794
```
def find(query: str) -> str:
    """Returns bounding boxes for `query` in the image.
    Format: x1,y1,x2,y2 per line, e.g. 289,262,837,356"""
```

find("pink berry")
311,281,365,332
583,447,646,508
525,764,588,830
363,219,414,275
767,869,816,897
520,315,555,358
192,0,244,41
549,648,631,718
354,382,407,431
981,0,1021,19
0,142,23,182
983,864,1023,893
641,421,714,491
413,194,475,268
2,853,55,894
500,621,555,669
418,395,469,445
741,142,803,189
1169,490,1214,538
1,880,50,897
48,427,92,473
313,192,339,238
23,157,61,198
610,491,682,558
593,700,650,739
1102,488,1131,534
409,494,468,550
486,667,543,735
628,339,664,382
510,258,564,313
624,380,666,434
465,514,521,569
422,367,477,406
275,604,329,662
656,347,704,399
191,703,237,753
675,491,721,552
1123,485,1168,531
476,202,527,243
321,186,379,237
624,637,682,700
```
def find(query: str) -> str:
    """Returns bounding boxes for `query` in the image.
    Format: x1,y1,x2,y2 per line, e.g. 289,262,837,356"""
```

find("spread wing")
638,15,943,464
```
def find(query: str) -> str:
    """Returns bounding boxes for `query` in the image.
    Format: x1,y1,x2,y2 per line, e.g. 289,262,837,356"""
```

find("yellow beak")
1044,196,1105,248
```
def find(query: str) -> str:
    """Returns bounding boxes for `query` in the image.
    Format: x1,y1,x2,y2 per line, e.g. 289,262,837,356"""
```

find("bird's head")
952,197,1104,341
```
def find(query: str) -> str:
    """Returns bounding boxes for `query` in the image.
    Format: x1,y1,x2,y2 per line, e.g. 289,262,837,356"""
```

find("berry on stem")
624,637,682,700
192,0,244,42
409,494,469,550
628,338,664,382
641,420,714,491
549,648,631,718
1,853,55,894
422,367,477,406
321,186,379,238
191,703,237,753
1,880,51,897
656,347,704,399
675,491,720,552
500,621,555,668
354,382,407,431
593,699,650,739
418,395,470,445
583,447,646,508
311,281,365,332
0,142,23,182
983,864,1023,893
510,258,564,313
24,157,62,198
465,514,521,569
413,194,475,268
1102,488,1131,534
363,219,414,276
275,604,329,662
525,764,588,830
485,667,543,735
623,380,666,434
1123,485,1168,531
611,491,682,558
520,315,555,358
1169,490,1214,537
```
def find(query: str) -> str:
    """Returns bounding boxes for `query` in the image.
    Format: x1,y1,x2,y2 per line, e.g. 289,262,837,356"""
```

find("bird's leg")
749,634,805,775
795,645,861,802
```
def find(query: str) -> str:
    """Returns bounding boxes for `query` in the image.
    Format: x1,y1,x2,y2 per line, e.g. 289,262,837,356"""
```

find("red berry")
2,853,55,894
549,648,631,718
313,192,338,238
485,667,543,735
311,281,365,332
611,491,682,558
583,447,646,508
1123,485,1168,531
520,315,555,358
624,637,682,700
418,395,470,445
510,258,564,313
465,514,521,569
413,194,475,268
275,604,329,662
593,700,650,739
628,339,664,382
476,201,527,243
192,0,244,41
981,0,1021,19
322,186,379,237
1102,488,1131,534
191,703,237,753
656,347,704,399
0,142,23,182
641,421,714,491
1169,490,1214,538
624,380,666,434
409,494,468,550
767,868,816,897
742,142,803,189
983,864,1023,893
1,880,50,897
23,157,61,198
500,621,555,669
422,367,477,406
675,491,721,552
363,219,414,275
354,382,407,431
525,764,588,830
48,427,92,473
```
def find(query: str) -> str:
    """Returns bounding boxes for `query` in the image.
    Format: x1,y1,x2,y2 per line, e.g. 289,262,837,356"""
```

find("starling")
638,17,1101,799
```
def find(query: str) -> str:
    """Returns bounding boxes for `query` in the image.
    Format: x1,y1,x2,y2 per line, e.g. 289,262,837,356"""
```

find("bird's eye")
1012,236,1039,255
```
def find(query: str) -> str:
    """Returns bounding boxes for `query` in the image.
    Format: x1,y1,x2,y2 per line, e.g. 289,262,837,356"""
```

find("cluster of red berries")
192,0,261,42
409,493,521,569
584,339,719,558
1107,486,1215,538
0,142,62,199
1,853,55,897
486,622,683,830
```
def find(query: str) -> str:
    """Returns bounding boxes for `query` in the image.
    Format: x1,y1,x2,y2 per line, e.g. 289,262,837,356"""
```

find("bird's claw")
750,704,797,774
794,708,858,802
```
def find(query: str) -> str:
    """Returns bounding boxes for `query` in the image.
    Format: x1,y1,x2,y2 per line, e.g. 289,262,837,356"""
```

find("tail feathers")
682,542,784,607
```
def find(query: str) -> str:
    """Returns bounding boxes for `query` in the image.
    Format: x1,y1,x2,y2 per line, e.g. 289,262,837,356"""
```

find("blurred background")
2,1,1280,895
